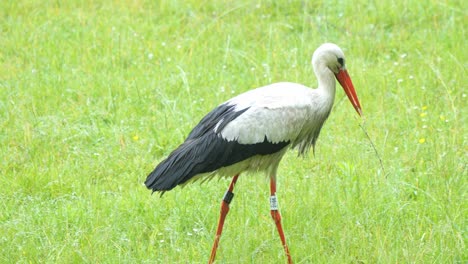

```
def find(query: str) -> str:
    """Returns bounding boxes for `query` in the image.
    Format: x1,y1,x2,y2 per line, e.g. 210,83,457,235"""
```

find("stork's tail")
144,133,228,194
144,140,198,193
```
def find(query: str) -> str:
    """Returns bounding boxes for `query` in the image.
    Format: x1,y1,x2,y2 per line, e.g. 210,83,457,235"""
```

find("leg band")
223,191,234,204
270,195,279,210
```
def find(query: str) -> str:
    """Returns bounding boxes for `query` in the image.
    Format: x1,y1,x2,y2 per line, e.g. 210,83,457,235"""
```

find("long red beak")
335,69,362,116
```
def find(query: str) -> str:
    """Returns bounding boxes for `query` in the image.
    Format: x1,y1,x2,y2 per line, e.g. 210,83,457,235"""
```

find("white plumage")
220,82,334,148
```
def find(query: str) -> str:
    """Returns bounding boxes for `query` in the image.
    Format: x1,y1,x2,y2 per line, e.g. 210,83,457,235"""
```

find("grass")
0,0,466,263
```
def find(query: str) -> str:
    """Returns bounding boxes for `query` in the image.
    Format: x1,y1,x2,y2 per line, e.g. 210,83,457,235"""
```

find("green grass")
1,0,466,263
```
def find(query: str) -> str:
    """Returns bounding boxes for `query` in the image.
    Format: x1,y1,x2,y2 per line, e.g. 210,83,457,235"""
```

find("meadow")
0,0,466,263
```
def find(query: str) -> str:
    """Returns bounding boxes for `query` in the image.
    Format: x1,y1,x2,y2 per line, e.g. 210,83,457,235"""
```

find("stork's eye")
337,57,344,67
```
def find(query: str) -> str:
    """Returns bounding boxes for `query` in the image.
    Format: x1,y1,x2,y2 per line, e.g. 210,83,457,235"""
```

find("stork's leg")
270,176,293,264
208,174,239,264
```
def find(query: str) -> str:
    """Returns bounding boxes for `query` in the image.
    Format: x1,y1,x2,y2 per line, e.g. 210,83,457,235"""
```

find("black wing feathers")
145,103,289,193
187,103,248,139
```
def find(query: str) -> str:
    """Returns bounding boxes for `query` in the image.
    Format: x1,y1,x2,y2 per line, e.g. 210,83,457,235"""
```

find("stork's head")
312,43,362,116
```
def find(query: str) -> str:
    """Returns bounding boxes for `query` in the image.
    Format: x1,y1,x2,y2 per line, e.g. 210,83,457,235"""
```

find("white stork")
145,43,362,264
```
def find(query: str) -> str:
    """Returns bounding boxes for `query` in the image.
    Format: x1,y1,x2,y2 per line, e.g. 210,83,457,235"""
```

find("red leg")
208,174,239,264
270,177,293,264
